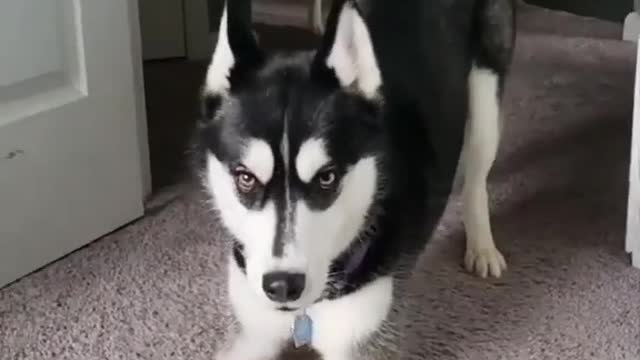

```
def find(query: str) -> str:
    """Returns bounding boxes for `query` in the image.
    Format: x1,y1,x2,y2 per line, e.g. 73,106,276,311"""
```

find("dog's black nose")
262,272,306,303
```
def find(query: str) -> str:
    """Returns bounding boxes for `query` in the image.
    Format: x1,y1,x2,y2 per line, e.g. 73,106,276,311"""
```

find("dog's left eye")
234,167,258,193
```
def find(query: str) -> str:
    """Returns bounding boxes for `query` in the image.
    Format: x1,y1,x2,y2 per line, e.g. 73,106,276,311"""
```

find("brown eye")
235,169,257,193
318,169,337,189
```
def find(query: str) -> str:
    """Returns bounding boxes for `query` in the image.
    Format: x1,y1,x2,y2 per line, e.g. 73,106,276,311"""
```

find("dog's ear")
311,0,382,99
204,0,264,96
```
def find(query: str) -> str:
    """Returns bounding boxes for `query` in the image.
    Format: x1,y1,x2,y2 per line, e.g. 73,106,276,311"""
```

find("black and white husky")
195,0,515,358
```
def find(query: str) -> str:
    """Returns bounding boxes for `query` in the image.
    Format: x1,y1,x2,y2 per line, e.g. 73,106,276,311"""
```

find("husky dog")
195,0,515,358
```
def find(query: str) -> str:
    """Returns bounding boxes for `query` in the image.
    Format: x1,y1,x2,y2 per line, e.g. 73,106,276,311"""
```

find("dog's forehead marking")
296,138,330,183
243,139,274,184
273,112,295,257
280,118,290,171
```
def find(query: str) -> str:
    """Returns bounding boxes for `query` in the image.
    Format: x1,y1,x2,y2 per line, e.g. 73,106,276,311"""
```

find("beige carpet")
1,3,639,360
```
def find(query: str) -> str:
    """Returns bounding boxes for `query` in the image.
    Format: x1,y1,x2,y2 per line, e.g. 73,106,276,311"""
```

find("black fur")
195,0,515,298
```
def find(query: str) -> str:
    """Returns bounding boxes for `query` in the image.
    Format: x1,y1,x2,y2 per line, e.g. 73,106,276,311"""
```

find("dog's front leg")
217,260,293,360
215,331,284,360
310,277,394,360
320,350,355,360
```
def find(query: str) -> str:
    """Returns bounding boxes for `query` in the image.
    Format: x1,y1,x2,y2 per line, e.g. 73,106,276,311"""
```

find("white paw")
214,347,247,360
322,353,353,360
214,340,278,360
214,353,228,360
214,349,234,360
465,246,507,278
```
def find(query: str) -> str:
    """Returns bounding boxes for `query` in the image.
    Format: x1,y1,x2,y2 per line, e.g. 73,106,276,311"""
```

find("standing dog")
195,0,515,358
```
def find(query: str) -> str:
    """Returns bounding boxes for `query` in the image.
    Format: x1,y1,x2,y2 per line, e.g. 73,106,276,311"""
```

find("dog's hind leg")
462,0,514,278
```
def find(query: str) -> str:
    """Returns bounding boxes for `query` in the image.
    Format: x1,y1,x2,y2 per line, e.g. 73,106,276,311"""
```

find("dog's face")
200,0,384,310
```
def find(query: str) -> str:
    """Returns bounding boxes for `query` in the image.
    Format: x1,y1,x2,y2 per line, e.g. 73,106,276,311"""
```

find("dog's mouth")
276,306,298,312
274,292,327,313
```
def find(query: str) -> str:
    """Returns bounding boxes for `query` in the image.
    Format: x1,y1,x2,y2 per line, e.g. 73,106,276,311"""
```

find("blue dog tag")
292,311,313,348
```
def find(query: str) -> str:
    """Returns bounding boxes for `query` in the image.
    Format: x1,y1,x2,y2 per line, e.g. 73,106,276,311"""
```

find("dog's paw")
214,347,245,360
214,350,233,360
464,246,506,278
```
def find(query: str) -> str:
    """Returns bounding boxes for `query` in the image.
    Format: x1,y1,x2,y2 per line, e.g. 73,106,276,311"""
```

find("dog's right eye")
317,170,337,190
234,167,258,193
314,165,339,191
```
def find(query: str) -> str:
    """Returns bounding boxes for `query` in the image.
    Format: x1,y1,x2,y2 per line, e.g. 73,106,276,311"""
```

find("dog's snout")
262,272,306,303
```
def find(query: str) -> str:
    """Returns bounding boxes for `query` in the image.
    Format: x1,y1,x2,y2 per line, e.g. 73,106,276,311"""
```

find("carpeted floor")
1,3,639,360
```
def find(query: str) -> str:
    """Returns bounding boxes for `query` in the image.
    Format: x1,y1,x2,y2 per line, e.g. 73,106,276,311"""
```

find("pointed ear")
311,0,382,99
205,0,264,96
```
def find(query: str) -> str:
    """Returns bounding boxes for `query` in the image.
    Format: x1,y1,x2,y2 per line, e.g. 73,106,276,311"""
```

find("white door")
0,0,148,287
139,0,186,60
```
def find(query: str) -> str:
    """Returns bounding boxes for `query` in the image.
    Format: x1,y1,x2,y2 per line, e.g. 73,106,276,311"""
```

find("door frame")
127,0,152,198
127,0,215,196
627,35,640,269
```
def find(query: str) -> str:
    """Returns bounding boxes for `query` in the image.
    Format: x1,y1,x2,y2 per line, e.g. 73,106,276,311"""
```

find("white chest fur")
223,259,394,360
